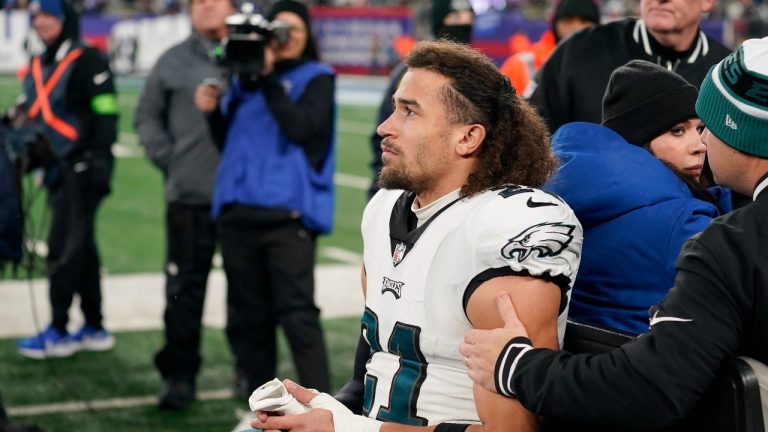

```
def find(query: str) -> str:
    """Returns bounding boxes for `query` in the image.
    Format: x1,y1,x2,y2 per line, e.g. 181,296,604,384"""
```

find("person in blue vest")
195,0,334,395
543,60,731,336
16,0,118,359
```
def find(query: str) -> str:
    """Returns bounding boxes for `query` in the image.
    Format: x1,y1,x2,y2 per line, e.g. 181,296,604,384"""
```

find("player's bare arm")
464,275,560,432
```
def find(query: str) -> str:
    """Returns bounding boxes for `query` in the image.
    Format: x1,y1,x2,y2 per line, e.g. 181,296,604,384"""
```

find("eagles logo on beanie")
696,37,768,158
601,60,699,146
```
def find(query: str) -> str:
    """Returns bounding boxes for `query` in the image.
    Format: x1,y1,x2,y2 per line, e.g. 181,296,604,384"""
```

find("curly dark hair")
404,40,557,196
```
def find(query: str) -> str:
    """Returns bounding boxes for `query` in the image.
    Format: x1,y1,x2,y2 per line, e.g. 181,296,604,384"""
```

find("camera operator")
15,0,118,359
195,0,333,395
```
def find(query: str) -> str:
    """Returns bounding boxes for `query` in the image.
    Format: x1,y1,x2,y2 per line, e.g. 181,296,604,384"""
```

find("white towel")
248,378,309,415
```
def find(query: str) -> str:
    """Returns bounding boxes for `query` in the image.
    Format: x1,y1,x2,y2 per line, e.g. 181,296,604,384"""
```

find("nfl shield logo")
392,242,407,266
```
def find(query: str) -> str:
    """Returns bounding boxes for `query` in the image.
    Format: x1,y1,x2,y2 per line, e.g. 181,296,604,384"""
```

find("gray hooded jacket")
135,33,225,204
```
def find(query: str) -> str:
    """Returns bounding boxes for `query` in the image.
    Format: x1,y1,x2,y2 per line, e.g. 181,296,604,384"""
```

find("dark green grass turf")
1,316,360,432
1,75,371,429
2,77,377,274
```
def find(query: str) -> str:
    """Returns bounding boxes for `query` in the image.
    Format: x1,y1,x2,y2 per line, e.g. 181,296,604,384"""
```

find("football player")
253,40,583,432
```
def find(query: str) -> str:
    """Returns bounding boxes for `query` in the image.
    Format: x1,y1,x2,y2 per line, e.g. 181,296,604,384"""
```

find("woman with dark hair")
195,0,333,395
633,113,731,214
545,60,731,336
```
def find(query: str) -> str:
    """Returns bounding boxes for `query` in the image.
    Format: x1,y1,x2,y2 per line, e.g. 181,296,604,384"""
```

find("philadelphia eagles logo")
501,222,576,262
381,277,405,299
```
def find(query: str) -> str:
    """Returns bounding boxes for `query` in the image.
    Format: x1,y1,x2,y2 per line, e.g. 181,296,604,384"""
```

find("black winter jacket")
498,176,768,430
530,19,731,132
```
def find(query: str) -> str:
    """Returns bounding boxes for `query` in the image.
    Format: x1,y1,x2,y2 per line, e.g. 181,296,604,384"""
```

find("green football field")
1,321,361,432
0,75,377,431
1,76,376,274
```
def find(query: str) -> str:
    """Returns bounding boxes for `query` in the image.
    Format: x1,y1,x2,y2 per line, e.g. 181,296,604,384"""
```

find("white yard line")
333,172,370,190
115,116,374,157
337,118,375,136
22,244,361,266
320,246,363,265
7,389,234,417
24,239,48,258
0,265,365,338
112,139,372,192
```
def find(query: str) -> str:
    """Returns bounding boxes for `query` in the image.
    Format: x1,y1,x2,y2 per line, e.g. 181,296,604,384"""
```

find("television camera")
218,2,292,78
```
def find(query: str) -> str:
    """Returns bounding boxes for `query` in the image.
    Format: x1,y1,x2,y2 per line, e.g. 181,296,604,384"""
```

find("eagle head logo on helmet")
500,222,576,262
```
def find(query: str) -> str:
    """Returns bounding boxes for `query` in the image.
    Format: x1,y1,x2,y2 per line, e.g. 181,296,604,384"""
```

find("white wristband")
309,393,383,432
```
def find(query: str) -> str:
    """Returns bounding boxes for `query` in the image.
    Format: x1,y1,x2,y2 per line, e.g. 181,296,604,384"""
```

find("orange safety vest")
499,30,557,98
393,35,416,60
27,48,83,142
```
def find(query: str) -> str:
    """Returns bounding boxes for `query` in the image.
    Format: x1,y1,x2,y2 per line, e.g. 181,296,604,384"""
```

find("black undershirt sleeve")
333,333,369,414
262,74,334,171
508,236,746,430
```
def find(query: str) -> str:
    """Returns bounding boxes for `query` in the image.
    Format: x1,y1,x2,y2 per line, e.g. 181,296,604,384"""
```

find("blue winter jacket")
212,62,336,233
545,122,728,335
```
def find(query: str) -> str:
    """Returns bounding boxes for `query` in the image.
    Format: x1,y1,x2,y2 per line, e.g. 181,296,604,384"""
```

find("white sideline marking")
24,244,361,267
114,117,375,158
334,172,369,190
215,247,363,267
109,142,371,191
25,240,48,258
7,389,234,417
212,252,223,268
112,144,141,157
118,132,139,146
337,119,374,136
0,266,365,338
320,246,362,265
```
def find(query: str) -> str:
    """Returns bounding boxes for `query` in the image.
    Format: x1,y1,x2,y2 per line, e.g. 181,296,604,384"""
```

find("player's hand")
194,82,220,113
254,409,334,432
254,380,383,432
252,380,334,432
460,292,530,393
252,410,281,432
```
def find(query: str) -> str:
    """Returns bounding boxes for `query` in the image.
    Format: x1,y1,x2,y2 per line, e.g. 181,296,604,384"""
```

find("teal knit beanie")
696,37,768,158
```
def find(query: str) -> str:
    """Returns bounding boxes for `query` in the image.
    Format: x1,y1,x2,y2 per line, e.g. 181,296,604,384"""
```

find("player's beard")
378,164,433,193
378,137,443,194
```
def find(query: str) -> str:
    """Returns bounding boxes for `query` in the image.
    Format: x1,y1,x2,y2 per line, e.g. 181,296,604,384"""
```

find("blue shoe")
71,324,115,352
17,325,77,359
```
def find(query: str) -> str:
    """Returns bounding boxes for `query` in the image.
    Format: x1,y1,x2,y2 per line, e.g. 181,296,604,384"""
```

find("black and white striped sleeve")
494,336,534,397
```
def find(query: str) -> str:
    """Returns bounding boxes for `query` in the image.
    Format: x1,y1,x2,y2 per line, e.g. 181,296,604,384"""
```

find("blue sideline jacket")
212,62,336,234
545,122,727,335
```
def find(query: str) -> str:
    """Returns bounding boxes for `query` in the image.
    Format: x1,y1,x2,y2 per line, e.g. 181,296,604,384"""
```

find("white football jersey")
360,186,582,425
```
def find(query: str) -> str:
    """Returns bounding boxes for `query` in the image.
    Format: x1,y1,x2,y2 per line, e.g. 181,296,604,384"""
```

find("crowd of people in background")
2,0,766,47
